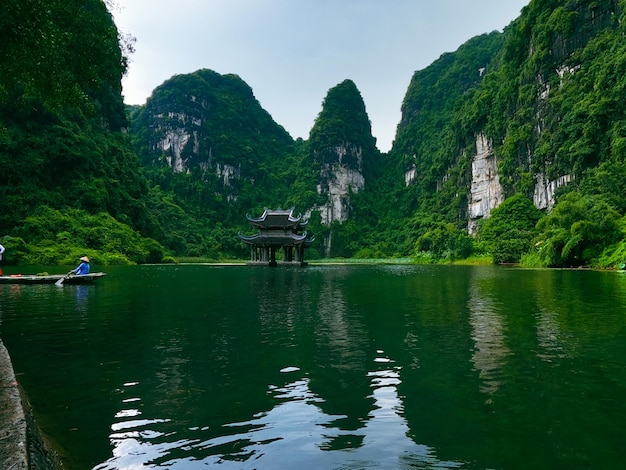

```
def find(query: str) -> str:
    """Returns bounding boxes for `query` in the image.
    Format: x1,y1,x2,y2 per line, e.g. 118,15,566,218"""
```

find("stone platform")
0,338,27,468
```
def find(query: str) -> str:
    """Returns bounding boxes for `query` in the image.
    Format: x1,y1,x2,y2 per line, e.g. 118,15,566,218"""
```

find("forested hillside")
3,0,626,268
358,0,626,267
0,0,166,265
347,31,507,259
127,69,304,257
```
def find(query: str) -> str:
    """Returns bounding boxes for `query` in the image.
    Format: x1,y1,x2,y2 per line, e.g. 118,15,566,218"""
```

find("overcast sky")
111,0,529,152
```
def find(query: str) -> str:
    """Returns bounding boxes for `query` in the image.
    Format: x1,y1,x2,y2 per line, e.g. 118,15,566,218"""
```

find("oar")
55,273,71,286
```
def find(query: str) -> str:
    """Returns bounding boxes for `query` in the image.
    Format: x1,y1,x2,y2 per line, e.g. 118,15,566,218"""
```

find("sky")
111,0,529,152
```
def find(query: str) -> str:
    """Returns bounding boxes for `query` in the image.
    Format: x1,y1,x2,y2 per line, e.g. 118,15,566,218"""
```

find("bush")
590,216,626,269
478,194,543,263
11,206,166,265
530,192,621,267
492,229,535,264
414,222,473,261
0,236,29,265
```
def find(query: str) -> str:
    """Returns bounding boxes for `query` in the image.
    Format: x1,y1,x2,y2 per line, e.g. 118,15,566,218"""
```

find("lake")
1,264,626,469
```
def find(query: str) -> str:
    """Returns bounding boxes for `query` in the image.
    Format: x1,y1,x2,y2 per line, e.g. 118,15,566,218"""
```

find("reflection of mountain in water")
468,270,511,397
95,266,476,468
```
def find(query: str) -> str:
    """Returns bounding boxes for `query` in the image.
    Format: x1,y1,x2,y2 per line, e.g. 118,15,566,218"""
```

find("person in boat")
69,256,90,276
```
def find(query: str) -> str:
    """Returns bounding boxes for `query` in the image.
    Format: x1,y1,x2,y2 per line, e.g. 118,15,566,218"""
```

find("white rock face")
154,112,203,174
216,163,241,187
159,129,191,174
153,110,242,195
533,173,572,210
468,134,504,235
313,143,366,226
405,165,417,186
317,164,365,225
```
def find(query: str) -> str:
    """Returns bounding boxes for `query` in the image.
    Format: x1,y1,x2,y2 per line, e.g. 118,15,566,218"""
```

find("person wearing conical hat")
69,256,90,275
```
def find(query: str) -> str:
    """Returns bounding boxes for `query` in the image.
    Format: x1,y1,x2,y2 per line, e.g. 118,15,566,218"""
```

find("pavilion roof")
246,208,307,230
238,231,314,247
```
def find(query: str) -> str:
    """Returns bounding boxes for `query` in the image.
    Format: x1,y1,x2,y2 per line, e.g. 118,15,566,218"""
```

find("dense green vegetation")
307,79,380,176
127,68,322,259
3,0,626,269
524,192,623,267
356,0,626,268
478,194,543,264
1,206,165,266
0,0,163,264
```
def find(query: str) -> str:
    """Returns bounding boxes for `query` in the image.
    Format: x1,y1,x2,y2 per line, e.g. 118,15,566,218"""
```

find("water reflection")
5,266,626,469
315,267,366,372
467,269,510,396
96,350,463,469
74,285,91,313
153,332,193,412
535,308,567,362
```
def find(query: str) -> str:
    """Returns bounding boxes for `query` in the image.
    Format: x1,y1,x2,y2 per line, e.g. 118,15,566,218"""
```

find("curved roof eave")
238,231,310,246
246,207,304,228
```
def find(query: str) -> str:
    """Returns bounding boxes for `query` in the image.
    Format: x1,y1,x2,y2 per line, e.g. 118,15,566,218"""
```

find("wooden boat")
0,272,106,285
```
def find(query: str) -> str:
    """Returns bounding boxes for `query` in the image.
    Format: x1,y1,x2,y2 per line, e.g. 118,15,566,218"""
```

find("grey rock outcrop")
468,134,504,235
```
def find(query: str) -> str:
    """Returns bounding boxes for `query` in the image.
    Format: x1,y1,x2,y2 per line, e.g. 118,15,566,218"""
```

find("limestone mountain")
355,0,626,264
461,0,623,231
127,69,311,256
129,73,381,257
129,69,296,209
127,0,626,263
307,79,380,226
389,31,506,228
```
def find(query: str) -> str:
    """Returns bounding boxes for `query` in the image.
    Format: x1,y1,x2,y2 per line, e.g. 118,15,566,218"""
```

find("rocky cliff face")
466,131,570,233
390,32,506,234
315,143,366,225
468,0,620,223
468,134,504,235
533,174,572,210
405,165,417,186
387,0,626,243
155,112,203,174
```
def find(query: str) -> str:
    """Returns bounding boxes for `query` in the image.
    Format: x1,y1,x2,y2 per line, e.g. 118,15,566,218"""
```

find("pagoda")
239,208,314,266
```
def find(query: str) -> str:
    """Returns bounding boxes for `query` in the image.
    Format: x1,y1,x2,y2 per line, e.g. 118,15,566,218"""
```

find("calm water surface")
1,264,626,469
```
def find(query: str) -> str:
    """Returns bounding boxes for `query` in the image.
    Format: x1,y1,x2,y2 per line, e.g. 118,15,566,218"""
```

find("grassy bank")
170,256,495,266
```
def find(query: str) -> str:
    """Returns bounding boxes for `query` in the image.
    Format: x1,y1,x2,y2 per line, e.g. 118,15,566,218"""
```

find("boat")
0,272,106,285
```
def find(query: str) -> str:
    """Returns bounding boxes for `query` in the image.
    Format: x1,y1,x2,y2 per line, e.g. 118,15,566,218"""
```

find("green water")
1,264,626,469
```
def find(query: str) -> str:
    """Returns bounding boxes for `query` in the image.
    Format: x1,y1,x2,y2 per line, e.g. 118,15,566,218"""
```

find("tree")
415,222,473,261
478,194,543,263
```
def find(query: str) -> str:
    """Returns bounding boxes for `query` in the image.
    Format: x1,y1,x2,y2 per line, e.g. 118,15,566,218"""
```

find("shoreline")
0,337,27,468
0,338,59,469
